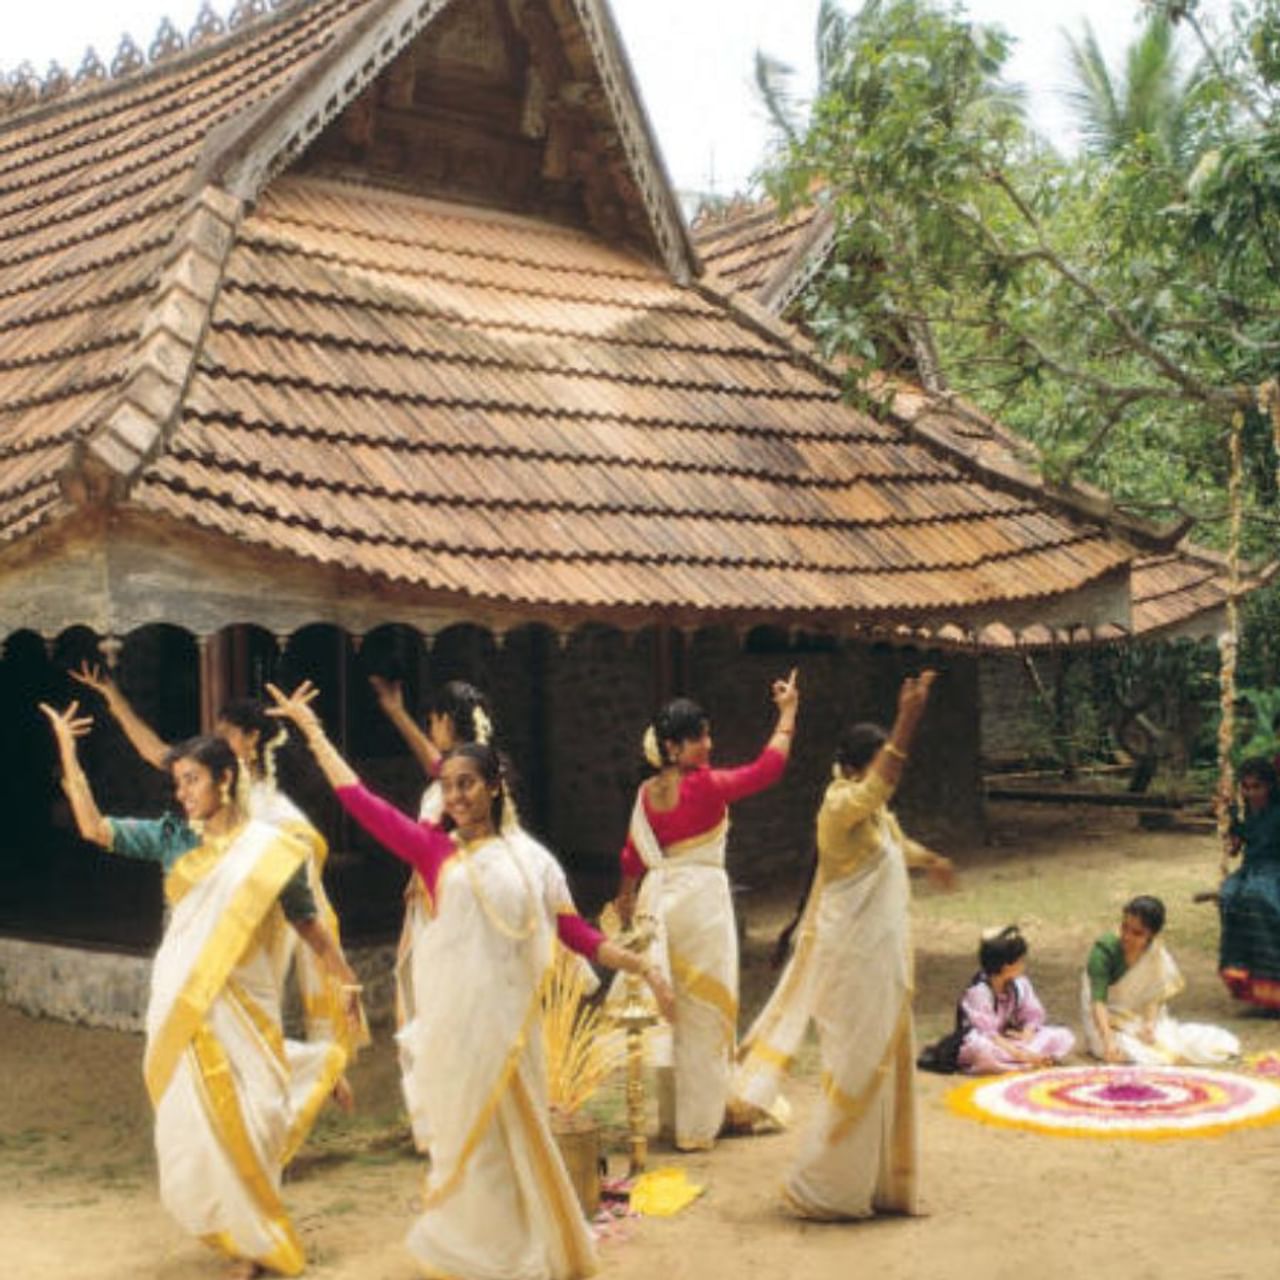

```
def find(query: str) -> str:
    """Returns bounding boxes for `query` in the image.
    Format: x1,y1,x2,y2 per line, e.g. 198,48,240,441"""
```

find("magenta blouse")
336,783,604,959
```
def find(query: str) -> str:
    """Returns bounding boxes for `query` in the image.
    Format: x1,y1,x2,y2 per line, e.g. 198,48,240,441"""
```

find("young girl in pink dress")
955,925,1075,1074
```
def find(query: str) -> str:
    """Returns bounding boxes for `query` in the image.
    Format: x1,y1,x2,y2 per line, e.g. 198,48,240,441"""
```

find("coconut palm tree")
1062,12,1202,167
753,0,862,145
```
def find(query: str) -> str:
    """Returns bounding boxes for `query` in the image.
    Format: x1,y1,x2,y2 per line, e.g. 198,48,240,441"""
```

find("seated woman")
955,926,1074,1074
1082,895,1238,1065
1219,757,1280,1009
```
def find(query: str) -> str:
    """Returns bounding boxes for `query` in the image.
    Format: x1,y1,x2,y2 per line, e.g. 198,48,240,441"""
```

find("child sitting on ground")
951,925,1075,1073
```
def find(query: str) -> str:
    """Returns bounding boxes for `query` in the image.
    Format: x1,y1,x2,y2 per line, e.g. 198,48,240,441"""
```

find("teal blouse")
107,814,317,923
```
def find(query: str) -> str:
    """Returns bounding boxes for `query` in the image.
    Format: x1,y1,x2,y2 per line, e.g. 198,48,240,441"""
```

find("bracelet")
883,742,908,761
340,982,363,993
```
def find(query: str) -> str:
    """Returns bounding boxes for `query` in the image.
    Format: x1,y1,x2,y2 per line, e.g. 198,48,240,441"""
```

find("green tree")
1062,12,1202,166
768,0,1278,557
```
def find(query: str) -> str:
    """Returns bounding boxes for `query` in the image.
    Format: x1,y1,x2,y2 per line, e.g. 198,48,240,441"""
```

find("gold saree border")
419,962,555,1212
510,1072,598,1278
190,1025,306,1277
145,830,308,1105
822,992,912,1146
670,951,738,1046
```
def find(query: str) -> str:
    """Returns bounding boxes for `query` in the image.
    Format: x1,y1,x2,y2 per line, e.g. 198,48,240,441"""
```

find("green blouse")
107,814,317,923
1086,933,1128,1004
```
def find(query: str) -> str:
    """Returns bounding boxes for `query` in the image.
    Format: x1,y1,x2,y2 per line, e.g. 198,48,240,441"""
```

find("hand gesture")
368,674,404,715
68,661,117,703
39,700,94,751
645,967,677,1024
265,681,323,735
897,669,937,718
927,855,957,891
771,667,799,711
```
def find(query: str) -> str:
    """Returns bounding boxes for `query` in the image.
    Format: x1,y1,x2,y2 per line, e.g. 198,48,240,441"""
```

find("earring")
219,779,232,808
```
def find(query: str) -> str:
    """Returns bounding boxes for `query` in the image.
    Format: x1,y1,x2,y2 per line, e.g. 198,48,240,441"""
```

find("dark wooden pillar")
198,631,229,732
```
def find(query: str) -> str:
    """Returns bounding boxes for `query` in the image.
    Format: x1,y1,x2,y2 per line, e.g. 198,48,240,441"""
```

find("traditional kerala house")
0,0,1176,1020
694,197,1276,772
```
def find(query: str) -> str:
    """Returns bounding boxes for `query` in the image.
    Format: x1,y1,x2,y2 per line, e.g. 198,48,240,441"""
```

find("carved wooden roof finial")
188,2,228,48
74,47,107,87
110,34,146,79
149,16,187,65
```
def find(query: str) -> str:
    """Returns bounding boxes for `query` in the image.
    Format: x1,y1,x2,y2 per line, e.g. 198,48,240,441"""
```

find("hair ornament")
263,724,288,791
642,725,663,769
473,705,493,746
981,924,1020,943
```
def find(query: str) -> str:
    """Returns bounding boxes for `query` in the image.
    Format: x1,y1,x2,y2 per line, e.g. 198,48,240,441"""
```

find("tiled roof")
117,173,1131,618
692,198,1268,642
694,199,826,298
0,0,367,544
0,1,1146,632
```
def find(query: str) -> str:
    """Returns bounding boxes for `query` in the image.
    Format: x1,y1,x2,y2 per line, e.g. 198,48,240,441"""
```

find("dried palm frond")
542,948,625,1116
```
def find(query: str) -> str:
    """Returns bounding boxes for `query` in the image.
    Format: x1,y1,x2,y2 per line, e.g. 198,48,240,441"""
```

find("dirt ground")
4,802,1280,1280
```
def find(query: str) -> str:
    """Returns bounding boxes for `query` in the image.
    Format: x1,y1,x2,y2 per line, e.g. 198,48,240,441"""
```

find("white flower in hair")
473,705,493,745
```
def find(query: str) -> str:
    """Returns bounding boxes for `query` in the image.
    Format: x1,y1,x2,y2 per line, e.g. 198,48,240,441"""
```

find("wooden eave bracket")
69,184,244,501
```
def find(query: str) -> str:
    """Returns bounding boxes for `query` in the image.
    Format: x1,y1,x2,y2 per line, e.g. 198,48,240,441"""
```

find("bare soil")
3,802,1279,1280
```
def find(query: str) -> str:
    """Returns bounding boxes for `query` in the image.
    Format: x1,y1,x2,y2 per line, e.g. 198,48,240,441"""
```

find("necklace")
458,833,538,942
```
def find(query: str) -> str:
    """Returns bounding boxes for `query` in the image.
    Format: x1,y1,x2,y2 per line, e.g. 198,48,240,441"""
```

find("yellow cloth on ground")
629,1168,705,1217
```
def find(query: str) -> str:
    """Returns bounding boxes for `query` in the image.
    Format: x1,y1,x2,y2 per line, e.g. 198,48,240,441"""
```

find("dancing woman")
614,672,799,1151
41,703,361,1279
69,664,366,1125
267,681,674,1280
733,672,947,1220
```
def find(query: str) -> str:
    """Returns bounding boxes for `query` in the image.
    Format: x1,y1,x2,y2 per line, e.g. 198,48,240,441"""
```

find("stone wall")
0,936,399,1032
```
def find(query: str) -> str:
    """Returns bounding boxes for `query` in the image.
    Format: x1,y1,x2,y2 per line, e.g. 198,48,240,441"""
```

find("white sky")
1,0,1227,196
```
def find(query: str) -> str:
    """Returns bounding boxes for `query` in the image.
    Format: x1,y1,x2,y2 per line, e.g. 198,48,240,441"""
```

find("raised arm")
39,702,112,847
369,675,441,782
267,681,454,892
69,663,170,771
267,681,358,789
710,669,800,802
869,670,936,792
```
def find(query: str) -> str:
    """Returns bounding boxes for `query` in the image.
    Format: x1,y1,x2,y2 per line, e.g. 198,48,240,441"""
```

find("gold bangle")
883,743,908,761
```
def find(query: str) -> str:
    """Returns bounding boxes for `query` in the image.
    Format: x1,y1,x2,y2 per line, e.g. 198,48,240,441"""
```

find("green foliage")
764,0,1280,558
1235,685,1280,760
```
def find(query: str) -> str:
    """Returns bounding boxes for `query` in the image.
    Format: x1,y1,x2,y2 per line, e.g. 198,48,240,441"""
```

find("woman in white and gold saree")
268,681,673,1280
42,705,361,1279
732,673,949,1220
68,667,366,1126
613,673,799,1151
369,673,498,1151
1083,894,1238,1065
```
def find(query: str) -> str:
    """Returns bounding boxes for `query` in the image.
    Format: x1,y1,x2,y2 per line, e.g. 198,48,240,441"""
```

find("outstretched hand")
646,968,677,1024
39,700,94,749
68,661,116,701
897,669,937,719
368,674,404,715
771,667,799,711
265,681,323,735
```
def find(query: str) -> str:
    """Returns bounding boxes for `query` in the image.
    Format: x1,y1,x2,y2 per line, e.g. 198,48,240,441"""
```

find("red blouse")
619,746,787,878
336,783,604,959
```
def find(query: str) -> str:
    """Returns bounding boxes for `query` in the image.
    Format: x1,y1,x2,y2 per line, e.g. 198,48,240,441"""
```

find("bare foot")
226,1261,262,1280
331,1074,355,1113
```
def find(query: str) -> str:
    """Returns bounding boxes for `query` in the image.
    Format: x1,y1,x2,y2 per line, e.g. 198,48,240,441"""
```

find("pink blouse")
619,746,787,879
336,783,604,959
